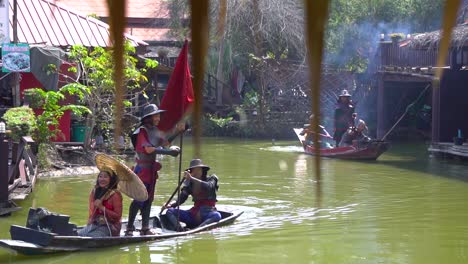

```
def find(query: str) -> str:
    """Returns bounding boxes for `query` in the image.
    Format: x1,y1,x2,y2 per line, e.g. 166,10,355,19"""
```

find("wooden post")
377,74,385,139
432,80,440,143
0,136,9,203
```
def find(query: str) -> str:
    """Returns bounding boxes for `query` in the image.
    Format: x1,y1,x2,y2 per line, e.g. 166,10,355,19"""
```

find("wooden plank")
8,178,21,192
0,140,9,202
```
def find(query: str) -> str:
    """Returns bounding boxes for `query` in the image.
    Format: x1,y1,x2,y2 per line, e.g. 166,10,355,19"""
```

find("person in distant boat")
78,169,122,237
300,114,333,149
339,119,371,147
333,90,356,147
125,104,184,236
163,159,221,231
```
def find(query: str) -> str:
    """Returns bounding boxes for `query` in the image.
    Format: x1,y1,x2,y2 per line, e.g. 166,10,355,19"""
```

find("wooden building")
373,22,468,159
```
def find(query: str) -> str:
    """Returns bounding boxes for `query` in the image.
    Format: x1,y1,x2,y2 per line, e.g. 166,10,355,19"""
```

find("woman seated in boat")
339,119,371,147
78,169,123,237
163,159,221,231
300,114,333,149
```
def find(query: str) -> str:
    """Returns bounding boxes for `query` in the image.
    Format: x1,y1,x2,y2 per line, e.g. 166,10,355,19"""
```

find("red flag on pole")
158,40,194,132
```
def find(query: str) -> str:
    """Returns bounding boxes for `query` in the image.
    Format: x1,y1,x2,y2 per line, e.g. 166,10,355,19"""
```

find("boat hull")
303,140,389,160
293,128,389,160
0,210,243,255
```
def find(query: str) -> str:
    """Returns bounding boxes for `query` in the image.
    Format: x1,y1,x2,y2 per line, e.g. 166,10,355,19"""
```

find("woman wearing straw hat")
125,104,184,236
333,90,356,147
78,169,123,237
163,159,221,231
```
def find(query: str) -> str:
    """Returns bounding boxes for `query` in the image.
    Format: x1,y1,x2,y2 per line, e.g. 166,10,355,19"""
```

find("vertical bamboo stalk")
190,0,209,158
303,1,329,188
106,0,127,151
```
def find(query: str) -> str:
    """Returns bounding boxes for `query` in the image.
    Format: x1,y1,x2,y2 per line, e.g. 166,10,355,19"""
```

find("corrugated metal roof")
57,0,170,19
57,0,177,43
9,0,147,47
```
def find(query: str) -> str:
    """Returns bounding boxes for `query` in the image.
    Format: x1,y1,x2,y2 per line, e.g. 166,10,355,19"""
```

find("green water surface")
1,138,467,264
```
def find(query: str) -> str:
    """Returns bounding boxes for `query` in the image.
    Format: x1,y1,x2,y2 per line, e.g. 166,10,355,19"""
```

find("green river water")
1,138,467,264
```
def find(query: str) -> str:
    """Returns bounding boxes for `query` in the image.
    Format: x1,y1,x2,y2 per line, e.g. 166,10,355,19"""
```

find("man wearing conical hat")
163,159,221,231
125,104,184,236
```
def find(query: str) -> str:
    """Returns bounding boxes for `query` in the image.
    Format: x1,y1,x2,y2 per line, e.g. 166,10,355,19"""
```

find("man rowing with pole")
162,159,221,231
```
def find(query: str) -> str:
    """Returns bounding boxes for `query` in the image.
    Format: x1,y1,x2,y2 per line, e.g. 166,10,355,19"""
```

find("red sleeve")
104,192,123,223
136,129,151,153
88,189,95,224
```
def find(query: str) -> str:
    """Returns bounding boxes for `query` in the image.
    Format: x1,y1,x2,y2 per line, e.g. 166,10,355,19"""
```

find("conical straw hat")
95,153,148,201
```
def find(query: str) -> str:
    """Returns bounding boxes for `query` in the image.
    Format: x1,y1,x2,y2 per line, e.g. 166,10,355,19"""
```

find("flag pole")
176,129,183,226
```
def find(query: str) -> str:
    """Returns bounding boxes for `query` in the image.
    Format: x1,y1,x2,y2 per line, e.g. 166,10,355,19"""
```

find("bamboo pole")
303,0,329,190
106,0,127,151
190,0,209,158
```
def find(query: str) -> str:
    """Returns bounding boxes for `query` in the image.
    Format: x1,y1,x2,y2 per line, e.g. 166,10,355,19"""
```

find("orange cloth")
88,188,123,236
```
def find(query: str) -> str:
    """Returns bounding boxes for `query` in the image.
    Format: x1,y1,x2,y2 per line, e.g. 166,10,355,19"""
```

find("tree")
326,0,445,71
164,0,446,130
67,42,158,149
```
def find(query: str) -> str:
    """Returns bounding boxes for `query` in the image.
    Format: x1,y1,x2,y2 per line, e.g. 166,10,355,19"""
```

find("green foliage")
389,33,406,40
326,0,444,71
66,42,158,146
24,85,91,144
2,106,37,142
202,114,256,137
241,90,259,109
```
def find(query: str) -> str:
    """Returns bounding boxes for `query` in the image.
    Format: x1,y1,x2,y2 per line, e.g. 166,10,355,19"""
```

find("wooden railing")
0,135,38,216
369,41,448,73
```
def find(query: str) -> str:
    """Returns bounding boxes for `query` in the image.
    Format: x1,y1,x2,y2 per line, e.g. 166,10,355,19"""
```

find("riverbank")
38,166,99,178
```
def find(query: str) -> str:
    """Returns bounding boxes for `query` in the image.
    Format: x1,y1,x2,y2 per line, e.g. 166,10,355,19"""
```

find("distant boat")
293,128,389,160
0,208,243,256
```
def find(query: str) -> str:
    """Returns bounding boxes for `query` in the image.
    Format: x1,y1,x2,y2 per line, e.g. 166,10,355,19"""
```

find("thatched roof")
408,23,468,49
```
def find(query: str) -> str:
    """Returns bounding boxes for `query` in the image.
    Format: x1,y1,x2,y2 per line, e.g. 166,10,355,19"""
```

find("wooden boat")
0,208,243,256
294,128,389,160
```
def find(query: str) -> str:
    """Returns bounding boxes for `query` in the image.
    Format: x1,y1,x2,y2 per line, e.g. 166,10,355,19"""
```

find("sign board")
0,0,9,43
2,43,31,72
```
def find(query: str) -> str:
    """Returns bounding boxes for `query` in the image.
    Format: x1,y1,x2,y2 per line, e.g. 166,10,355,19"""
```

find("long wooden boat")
0,208,243,256
294,128,389,160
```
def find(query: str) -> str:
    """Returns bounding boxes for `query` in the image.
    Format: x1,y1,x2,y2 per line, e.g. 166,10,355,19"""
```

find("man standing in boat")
333,90,356,147
163,159,221,231
125,104,184,236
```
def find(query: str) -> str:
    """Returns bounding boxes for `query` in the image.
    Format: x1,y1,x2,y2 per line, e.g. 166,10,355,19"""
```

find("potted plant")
2,106,37,142
389,33,405,43
453,129,464,146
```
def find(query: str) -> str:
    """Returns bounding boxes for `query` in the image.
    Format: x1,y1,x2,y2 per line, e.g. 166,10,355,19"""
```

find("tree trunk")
252,0,266,132
216,39,225,107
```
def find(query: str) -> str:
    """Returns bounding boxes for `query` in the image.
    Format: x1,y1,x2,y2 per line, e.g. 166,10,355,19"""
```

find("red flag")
158,40,194,132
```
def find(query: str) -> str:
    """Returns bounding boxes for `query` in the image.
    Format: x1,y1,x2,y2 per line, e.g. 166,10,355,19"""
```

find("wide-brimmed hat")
339,89,351,97
186,159,210,171
95,154,148,201
141,104,166,121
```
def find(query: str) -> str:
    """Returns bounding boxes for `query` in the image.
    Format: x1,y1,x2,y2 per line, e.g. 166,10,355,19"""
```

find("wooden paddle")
160,177,185,215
